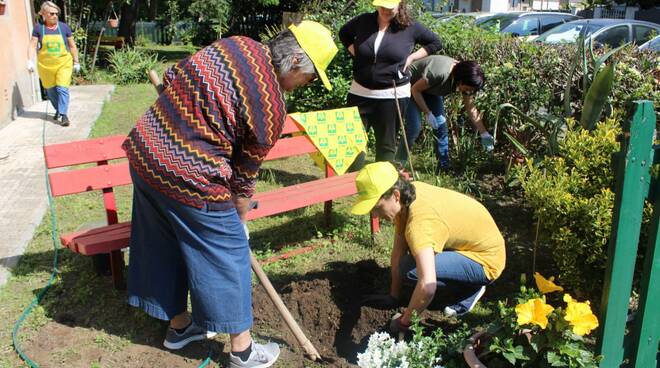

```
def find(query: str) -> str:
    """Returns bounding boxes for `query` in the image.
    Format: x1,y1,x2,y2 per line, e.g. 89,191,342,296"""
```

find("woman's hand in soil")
389,312,411,335
361,294,400,309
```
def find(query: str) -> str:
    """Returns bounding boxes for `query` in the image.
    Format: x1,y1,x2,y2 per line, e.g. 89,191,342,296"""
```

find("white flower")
357,331,446,368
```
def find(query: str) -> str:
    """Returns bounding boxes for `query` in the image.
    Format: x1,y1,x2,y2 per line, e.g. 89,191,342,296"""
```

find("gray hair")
40,1,61,13
267,30,316,76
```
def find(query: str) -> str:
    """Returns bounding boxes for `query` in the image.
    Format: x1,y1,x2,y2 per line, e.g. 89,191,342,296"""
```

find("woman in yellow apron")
27,1,80,127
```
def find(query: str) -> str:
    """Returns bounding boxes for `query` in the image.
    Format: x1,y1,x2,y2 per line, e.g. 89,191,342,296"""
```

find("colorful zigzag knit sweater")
122,36,286,209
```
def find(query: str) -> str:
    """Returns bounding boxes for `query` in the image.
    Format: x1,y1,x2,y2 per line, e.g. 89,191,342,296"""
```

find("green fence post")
628,102,659,368
598,101,655,367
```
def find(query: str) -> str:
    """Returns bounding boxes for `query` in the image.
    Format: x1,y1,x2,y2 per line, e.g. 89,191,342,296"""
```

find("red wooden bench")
43,116,380,289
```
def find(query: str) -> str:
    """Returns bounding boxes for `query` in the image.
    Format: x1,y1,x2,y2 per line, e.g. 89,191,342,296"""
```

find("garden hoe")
147,70,322,362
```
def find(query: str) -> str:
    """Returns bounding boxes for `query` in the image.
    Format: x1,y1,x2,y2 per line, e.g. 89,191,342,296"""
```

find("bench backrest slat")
44,135,127,169
44,115,327,197
280,116,302,135
48,161,132,197
265,135,317,161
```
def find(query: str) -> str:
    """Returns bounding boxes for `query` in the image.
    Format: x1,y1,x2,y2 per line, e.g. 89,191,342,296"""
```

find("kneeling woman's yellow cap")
288,21,338,91
351,162,399,215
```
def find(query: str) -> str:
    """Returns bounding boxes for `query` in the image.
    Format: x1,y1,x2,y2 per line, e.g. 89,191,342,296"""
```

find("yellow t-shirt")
395,182,506,280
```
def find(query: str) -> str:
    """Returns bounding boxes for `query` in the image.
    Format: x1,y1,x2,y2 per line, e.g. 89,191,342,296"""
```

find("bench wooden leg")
370,213,380,240
324,200,333,228
110,250,126,290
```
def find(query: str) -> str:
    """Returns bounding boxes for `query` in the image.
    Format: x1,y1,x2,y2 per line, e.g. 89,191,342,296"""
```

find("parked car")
535,19,660,48
431,11,493,22
637,35,659,52
476,11,580,39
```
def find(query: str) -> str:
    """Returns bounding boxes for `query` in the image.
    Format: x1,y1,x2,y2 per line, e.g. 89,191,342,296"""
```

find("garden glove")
73,62,81,73
361,294,400,309
27,60,35,72
480,133,494,153
425,111,440,130
389,312,410,335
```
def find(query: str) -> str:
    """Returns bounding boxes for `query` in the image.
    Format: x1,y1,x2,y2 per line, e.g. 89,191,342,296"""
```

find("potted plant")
464,273,600,367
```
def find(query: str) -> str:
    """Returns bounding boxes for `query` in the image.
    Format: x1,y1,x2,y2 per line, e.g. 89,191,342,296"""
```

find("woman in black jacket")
339,0,441,168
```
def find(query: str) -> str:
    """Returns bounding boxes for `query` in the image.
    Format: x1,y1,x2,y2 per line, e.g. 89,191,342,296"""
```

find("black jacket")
339,12,442,90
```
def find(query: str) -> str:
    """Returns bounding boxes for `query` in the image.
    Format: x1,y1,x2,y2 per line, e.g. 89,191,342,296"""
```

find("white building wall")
531,0,560,10
458,0,472,12
486,0,511,12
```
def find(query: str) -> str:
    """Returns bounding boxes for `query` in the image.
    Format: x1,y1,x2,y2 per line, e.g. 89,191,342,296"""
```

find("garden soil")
18,261,400,367
252,260,400,366
17,172,535,367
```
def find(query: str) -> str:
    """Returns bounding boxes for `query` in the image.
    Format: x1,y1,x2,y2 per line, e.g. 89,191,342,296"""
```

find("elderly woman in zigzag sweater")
122,21,338,368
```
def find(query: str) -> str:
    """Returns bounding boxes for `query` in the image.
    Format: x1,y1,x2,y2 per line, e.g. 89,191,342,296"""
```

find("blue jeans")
127,167,253,334
399,251,490,314
395,93,449,169
45,86,70,116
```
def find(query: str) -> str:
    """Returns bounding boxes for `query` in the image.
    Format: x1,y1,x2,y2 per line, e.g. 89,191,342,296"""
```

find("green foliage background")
283,3,659,299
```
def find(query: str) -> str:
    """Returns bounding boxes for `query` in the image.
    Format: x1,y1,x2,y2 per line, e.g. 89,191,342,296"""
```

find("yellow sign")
289,107,367,175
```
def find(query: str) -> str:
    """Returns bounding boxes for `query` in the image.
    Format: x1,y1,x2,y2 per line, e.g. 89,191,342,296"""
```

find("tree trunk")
118,0,141,46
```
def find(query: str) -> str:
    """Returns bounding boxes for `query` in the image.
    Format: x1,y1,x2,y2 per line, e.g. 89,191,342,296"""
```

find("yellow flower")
534,272,564,294
564,294,599,336
515,298,554,329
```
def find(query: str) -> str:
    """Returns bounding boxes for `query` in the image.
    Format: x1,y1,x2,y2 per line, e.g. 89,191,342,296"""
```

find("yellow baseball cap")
288,21,338,91
351,162,399,215
372,0,401,9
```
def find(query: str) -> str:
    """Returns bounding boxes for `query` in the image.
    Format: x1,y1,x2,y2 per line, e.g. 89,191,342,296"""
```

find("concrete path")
0,85,115,286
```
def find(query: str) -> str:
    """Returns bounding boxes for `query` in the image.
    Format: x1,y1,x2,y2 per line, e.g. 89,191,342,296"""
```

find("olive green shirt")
408,55,457,97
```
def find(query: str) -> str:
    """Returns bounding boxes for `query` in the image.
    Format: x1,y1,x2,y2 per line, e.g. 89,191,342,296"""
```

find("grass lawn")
0,77,536,367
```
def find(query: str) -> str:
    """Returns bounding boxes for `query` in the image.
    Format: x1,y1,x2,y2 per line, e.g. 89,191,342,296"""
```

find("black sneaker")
60,115,70,127
163,323,217,350
53,112,60,122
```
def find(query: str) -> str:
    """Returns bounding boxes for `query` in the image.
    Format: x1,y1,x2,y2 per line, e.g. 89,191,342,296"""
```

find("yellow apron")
37,24,73,88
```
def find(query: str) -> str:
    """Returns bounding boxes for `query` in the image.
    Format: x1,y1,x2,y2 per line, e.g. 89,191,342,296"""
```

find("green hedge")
282,3,659,296
286,11,658,160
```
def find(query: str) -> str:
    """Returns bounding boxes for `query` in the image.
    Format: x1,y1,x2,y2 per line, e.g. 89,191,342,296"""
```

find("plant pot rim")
463,330,490,368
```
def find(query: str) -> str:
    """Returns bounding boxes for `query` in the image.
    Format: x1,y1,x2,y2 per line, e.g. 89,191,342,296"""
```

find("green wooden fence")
598,100,659,367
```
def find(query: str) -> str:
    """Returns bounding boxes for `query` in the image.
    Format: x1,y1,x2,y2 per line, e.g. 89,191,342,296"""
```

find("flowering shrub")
483,273,600,367
357,315,446,368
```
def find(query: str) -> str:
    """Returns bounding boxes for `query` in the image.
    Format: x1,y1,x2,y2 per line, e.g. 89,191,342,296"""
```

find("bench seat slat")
44,135,127,168
62,222,131,255
60,172,359,255
49,161,132,197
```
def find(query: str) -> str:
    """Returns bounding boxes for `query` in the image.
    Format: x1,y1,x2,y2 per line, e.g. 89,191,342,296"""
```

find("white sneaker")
229,342,280,368
444,286,486,317
443,306,458,317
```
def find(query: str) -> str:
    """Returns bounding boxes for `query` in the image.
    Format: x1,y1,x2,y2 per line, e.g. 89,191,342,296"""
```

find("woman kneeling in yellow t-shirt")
351,161,505,333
